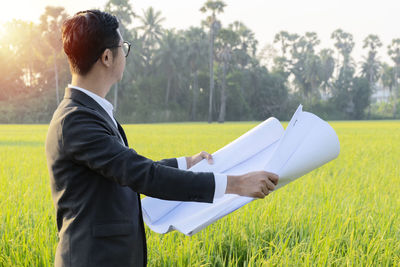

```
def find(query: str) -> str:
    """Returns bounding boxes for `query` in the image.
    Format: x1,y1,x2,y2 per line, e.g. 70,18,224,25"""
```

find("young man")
45,9,278,267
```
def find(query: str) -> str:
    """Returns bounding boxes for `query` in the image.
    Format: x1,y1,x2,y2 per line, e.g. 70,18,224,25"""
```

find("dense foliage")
0,0,399,123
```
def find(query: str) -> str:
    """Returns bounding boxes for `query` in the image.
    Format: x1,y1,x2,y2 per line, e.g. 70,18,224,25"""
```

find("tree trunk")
114,83,118,113
394,88,398,118
208,29,215,123
238,66,245,120
367,66,373,119
392,66,398,118
218,61,227,123
53,51,59,106
165,76,171,108
191,70,199,121
336,51,340,78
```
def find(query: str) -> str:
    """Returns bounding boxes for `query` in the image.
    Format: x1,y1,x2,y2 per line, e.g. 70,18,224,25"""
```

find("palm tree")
304,54,322,102
105,0,135,27
215,28,239,123
361,35,382,89
273,31,298,78
128,30,145,76
331,29,355,113
303,32,322,100
361,35,382,118
40,6,68,106
156,30,180,108
229,21,257,117
274,31,292,58
184,27,208,121
319,49,335,95
0,31,25,101
105,0,136,112
137,7,165,71
290,32,321,99
331,29,355,76
388,39,400,117
200,0,226,123
381,63,395,92
230,21,258,60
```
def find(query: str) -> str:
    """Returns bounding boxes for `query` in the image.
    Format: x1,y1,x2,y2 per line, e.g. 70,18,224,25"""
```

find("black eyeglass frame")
94,41,131,63
117,41,131,58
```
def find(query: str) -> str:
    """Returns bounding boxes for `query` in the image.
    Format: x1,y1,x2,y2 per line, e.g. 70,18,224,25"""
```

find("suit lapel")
64,87,124,145
116,121,129,147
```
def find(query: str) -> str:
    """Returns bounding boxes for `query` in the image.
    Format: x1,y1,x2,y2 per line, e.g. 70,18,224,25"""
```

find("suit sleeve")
61,109,215,203
155,158,178,168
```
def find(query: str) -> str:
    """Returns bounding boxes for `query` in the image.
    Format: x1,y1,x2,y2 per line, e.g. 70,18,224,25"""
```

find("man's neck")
71,73,112,98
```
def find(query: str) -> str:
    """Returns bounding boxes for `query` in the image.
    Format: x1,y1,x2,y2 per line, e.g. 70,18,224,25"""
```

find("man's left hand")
186,151,214,169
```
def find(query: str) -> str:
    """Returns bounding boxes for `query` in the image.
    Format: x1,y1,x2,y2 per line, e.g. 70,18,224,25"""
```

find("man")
45,9,279,267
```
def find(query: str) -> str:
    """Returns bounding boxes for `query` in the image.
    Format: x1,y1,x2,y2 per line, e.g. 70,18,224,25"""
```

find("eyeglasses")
95,41,131,63
109,41,131,58
119,41,131,58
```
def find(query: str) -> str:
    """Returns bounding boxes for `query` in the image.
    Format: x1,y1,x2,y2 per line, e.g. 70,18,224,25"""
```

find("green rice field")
0,121,399,266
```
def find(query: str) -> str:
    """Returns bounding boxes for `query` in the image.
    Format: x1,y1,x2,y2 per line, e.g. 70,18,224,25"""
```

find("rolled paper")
141,105,340,236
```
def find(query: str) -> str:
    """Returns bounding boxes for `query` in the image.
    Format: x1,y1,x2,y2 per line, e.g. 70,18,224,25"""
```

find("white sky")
1,0,399,64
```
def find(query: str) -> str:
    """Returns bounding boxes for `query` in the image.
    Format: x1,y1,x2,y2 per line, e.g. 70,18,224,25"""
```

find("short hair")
62,10,120,75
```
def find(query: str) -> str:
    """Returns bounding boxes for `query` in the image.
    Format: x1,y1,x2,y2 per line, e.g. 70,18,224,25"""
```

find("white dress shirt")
69,85,118,128
68,85,227,202
176,157,227,201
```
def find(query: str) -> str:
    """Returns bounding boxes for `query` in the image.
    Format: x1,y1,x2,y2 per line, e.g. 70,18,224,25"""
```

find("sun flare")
0,1,41,24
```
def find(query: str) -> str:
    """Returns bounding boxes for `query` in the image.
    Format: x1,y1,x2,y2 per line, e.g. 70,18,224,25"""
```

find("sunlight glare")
0,24,5,42
0,1,43,25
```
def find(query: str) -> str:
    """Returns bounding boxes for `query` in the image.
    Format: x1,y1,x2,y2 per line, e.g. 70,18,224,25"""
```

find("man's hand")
185,151,214,169
225,171,279,199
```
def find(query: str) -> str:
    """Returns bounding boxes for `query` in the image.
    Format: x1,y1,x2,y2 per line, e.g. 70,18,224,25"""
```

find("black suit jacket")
45,88,216,266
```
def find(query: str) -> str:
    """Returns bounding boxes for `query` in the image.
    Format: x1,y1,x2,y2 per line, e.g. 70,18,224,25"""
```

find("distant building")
371,84,391,103
320,90,332,101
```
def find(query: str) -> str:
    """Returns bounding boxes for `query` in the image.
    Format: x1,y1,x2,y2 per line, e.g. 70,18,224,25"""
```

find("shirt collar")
68,84,117,127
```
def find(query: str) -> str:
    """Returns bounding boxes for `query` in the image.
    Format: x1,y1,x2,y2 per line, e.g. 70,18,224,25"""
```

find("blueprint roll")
264,105,340,186
142,117,284,225
189,117,284,173
141,105,340,236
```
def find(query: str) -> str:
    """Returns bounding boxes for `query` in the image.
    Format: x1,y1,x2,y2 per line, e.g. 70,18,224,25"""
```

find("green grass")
1,121,399,266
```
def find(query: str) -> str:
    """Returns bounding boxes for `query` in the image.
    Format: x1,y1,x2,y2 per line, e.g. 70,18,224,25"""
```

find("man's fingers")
252,191,263,199
260,185,269,197
267,172,279,185
265,179,275,191
200,151,214,164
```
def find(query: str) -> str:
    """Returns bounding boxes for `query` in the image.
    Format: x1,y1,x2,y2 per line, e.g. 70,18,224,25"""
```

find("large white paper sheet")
141,105,340,236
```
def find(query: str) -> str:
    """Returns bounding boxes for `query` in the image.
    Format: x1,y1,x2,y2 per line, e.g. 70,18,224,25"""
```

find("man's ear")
100,48,113,68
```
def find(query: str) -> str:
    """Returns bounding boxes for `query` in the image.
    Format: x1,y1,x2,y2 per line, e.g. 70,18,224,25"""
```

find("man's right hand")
225,171,279,199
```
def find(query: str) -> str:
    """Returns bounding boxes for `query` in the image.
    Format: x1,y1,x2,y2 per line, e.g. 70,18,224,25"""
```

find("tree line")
0,0,399,123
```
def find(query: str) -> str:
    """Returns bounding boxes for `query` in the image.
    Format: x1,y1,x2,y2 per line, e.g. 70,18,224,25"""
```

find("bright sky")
1,0,399,63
